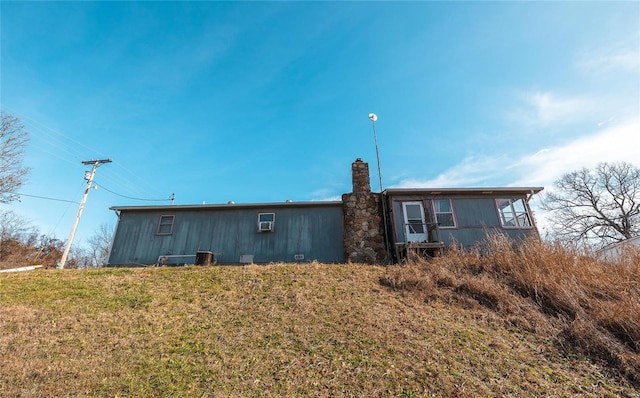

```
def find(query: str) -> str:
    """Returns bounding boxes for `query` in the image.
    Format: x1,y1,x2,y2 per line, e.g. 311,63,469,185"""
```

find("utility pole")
58,158,112,269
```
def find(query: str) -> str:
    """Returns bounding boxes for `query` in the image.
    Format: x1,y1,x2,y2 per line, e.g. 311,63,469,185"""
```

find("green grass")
1,260,638,397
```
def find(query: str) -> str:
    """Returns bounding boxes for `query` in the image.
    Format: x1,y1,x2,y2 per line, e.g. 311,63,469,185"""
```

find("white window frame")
496,198,532,229
156,215,175,235
257,212,275,232
401,201,427,242
432,199,456,228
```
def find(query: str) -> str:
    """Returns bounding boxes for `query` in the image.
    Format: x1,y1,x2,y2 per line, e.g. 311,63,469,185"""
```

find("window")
258,212,275,232
496,198,532,228
156,215,175,235
433,199,455,228
404,203,425,234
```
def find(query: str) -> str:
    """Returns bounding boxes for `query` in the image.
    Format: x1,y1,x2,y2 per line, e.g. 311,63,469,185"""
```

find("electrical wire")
2,104,108,160
15,192,79,204
94,182,173,202
2,105,170,201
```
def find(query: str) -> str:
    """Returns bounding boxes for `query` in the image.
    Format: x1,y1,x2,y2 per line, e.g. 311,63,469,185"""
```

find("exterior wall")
598,236,640,262
342,159,387,263
388,193,537,251
108,205,344,265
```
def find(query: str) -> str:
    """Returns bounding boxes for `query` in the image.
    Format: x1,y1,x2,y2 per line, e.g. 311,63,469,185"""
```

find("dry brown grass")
1,259,638,397
382,234,640,388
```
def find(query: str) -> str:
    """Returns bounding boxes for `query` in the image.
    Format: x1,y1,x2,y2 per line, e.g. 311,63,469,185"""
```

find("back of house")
106,158,543,266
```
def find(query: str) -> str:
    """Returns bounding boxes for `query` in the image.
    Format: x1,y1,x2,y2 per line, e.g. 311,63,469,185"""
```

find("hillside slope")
1,263,638,397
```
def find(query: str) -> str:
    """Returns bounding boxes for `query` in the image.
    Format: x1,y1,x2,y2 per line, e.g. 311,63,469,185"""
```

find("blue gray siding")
108,205,344,265
388,194,536,249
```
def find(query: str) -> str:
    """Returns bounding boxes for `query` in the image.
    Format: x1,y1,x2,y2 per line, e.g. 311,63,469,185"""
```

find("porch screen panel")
512,199,531,227
497,198,531,228
497,199,516,227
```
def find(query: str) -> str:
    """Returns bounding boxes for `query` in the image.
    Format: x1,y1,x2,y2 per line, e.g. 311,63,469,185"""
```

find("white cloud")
510,118,640,187
577,46,640,74
393,118,640,191
312,195,342,202
531,92,593,125
309,188,342,202
394,155,509,188
508,91,595,127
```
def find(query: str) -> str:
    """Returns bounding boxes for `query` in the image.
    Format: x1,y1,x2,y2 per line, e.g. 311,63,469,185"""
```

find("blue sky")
1,1,638,247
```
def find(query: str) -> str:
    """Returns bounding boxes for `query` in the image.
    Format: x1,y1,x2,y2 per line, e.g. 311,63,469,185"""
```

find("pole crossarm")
82,158,112,166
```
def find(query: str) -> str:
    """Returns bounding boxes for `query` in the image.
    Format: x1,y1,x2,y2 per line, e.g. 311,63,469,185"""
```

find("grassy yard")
1,256,638,396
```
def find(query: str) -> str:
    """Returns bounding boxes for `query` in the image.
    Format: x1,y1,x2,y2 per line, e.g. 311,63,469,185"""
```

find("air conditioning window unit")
257,212,275,232
259,221,273,232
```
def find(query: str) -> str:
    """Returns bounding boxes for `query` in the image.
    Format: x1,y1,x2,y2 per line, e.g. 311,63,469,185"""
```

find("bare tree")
65,246,93,269
1,111,30,203
87,223,114,267
542,162,640,247
0,210,30,265
33,234,64,267
0,210,29,241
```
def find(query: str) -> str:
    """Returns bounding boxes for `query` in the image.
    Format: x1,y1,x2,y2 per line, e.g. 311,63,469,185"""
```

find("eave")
383,187,544,196
110,200,343,212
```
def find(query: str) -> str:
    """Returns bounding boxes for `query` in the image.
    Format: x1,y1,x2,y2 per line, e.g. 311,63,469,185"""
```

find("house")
597,236,640,263
106,159,543,266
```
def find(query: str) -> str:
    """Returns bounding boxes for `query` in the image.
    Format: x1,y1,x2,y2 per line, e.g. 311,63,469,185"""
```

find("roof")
109,187,545,212
110,200,344,212
383,187,544,196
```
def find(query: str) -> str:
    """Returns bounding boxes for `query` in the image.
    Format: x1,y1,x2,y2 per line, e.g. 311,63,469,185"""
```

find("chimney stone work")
351,158,372,193
342,158,387,263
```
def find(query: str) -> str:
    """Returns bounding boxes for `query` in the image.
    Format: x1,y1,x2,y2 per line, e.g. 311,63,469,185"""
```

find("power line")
94,181,173,202
1,104,108,160
14,192,79,204
3,107,175,201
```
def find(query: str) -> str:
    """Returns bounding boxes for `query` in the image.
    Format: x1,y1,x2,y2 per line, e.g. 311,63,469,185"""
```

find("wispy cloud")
309,188,342,202
510,118,640,187
508,91,595,127
576,44,640,74
394,118,640,190
394,155,510,188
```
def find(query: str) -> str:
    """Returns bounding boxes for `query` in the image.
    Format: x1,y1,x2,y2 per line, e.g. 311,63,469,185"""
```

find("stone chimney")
351,158,371,193
342,158,387,264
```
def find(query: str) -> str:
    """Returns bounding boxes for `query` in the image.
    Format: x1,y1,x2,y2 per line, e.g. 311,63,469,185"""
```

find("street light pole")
368,113,391,262
368,113,384,193
58,158,111,269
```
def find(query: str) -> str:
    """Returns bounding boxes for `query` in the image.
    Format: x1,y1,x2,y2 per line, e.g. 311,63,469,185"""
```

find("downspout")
381,190,391,263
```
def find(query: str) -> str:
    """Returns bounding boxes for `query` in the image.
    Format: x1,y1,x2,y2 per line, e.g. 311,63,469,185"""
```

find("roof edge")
110,200,344,212
383,187,544,195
